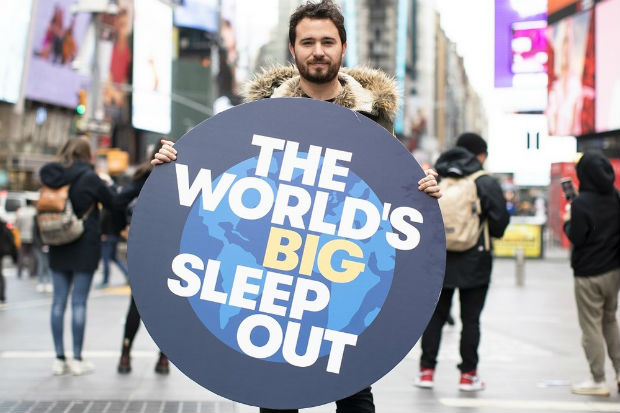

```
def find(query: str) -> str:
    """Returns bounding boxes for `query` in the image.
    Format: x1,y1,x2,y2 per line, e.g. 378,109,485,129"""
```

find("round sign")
128,98,445,409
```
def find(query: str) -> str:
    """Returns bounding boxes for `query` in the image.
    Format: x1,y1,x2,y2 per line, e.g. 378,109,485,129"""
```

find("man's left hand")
419,169,441,199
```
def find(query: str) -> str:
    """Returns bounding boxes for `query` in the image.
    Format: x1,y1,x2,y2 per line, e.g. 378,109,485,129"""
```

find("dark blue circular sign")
128,98,445,409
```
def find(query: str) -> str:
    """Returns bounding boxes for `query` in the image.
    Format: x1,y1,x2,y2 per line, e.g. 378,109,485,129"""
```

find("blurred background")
0,0,618,257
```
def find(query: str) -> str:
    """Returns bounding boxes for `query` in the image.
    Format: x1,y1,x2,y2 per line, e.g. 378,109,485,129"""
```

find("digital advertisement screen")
0,0,33,103
511,20,548,75
174,0,218,33
548,0,579,15
595,0,620,132
100,0,134,124
132,0,172,134
546,9,595,136
494,0,547,88
25,0,91,108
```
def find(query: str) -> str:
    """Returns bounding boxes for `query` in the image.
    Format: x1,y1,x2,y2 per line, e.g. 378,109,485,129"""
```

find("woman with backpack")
39,136,140,376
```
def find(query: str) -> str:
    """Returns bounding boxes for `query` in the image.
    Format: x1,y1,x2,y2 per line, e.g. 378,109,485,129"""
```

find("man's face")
290,18,346,84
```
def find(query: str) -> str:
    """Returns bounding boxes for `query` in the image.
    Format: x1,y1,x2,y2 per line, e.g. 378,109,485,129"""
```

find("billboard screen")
494,0,547,88
546,9,595,136
132,0,172,134
0,0,33,103
100,0,134,121
548,0,578,15
174,0,218,33
511,20,548,75
595,0,620,132
25,0,91,108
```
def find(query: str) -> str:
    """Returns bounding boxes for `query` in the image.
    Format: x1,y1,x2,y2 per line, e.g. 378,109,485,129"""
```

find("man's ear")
342,41,347,58
289,43,295,59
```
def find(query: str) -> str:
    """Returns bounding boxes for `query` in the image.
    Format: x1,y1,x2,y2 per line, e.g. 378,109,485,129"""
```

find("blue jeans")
101,235,128,284
51,270,94,359
34,247,50,285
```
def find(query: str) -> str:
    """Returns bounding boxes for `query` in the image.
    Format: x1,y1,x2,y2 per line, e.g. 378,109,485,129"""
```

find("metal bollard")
515,247,525,286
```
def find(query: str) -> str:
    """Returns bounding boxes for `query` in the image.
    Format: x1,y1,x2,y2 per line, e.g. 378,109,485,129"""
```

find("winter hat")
456,132,488,156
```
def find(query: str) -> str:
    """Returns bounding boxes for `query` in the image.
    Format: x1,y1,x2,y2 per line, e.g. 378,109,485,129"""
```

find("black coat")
435,147,510,288
39,161,139,273
563,152,620,277
0,220,17,261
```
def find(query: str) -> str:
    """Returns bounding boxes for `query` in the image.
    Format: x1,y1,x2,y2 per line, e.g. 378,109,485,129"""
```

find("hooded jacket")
244,65,398,131
39,161,138,273
564,152,620,277
435,147,509,288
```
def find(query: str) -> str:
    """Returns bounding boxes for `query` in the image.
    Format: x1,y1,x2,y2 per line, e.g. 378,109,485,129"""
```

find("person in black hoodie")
39,136,139,376
116,143,170,376
563,151,620,396
415,133,509,392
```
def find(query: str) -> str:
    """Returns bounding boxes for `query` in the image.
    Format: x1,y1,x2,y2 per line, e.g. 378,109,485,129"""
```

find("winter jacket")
101,207,127,237
435,147,509,288
244,65,398,131
563,152,620,277
38,161,139,273
0,220,17,261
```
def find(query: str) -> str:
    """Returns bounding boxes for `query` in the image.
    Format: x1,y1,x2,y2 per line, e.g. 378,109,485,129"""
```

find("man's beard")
296,56,341,84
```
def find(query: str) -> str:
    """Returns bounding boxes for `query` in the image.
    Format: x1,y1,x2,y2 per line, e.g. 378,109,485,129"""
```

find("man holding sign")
150,1,441,412
153,0,440,198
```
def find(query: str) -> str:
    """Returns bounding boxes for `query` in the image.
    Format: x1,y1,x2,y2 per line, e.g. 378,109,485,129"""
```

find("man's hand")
151,139,177,165
418,169,441,199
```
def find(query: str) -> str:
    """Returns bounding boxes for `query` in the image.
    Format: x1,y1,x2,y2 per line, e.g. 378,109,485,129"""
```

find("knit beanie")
456,132,488,155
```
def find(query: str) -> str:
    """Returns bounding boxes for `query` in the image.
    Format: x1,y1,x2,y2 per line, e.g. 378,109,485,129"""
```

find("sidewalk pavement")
1,248,619,413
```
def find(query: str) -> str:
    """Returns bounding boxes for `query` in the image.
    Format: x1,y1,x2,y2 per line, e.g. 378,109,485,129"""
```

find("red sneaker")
459,370,485,391
414,367,435,389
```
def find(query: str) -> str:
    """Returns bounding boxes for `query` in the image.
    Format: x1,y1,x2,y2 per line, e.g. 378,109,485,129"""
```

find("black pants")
259,386,374,413
123,296,141,349
0,263,4,301
421,284,489,372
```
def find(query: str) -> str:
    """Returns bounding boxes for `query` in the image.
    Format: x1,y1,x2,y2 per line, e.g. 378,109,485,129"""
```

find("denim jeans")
34,247,51,285
101,235,128,284
51,270,94,359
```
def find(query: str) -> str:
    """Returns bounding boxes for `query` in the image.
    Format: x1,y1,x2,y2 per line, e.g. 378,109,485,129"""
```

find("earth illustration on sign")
180,152,395,362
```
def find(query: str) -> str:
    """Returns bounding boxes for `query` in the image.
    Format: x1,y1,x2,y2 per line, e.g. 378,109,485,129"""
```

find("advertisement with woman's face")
546,10,594,137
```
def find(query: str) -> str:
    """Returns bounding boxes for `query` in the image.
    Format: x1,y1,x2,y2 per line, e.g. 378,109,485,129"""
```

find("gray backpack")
36,184,94,246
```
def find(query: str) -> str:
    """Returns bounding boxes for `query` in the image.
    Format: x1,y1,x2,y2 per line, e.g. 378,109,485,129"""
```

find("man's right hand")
151,139,177,165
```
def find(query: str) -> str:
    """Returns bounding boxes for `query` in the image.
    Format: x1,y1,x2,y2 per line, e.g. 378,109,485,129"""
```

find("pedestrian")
0,219,18,304
153,1,441,411
116,144,169,375
32,215,52,293
39,136,140,376
563,151,620,396
415,132,509,392
97,205,129,288
14,199,37,278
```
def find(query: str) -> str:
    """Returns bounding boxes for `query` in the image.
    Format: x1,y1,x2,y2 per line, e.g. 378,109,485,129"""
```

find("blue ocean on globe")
180,153,395,362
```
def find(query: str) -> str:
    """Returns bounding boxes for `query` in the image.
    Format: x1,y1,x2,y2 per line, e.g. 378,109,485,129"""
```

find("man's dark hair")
289,0,346,45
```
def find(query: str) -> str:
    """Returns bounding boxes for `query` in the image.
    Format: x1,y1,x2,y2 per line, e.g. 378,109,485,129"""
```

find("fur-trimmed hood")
243,65,398,131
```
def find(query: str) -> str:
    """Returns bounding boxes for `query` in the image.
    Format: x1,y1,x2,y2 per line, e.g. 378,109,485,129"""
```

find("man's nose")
312,44,325,57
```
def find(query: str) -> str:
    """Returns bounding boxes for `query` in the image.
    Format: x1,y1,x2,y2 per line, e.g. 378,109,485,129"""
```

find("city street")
1,248,619,413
